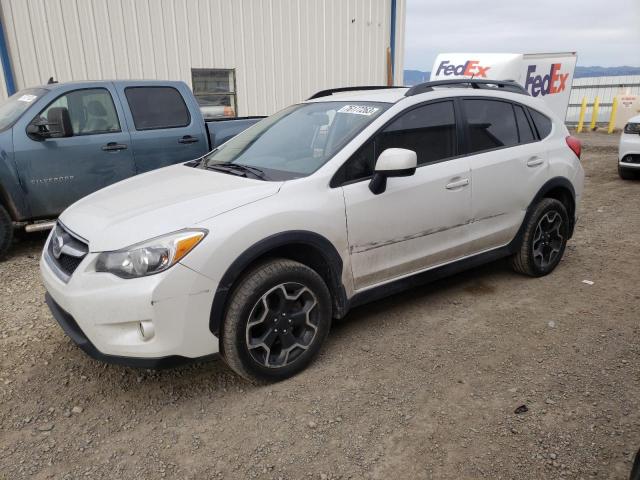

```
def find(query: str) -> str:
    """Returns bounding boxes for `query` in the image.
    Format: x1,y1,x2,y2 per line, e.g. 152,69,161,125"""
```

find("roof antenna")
47,77,57,85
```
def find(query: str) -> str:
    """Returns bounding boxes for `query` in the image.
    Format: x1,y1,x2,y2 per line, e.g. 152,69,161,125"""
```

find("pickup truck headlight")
95,230,207,279
624,122,640,134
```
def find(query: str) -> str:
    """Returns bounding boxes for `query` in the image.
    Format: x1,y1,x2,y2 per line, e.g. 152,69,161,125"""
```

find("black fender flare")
508,176,577,251
209,230,346,337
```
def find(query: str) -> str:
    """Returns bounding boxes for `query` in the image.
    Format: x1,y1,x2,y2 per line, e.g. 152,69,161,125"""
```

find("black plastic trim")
307,86,401,100
209,231,346,337
405,79,529,97
45,293,213,369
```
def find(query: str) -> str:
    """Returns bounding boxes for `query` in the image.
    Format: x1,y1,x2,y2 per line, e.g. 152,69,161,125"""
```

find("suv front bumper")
41,243,220,367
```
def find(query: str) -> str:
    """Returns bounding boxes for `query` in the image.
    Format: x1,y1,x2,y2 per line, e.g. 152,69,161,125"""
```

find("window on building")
463,99,518,153
124,86,190,130
192,69,237,119
35,88,120,136
528,108,553,139
514,104,535,144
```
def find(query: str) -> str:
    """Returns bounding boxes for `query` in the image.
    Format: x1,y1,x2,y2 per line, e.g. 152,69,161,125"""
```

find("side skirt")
347,244,513,311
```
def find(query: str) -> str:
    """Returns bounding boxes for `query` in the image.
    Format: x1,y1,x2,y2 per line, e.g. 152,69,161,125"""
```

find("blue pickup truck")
0,80,262,257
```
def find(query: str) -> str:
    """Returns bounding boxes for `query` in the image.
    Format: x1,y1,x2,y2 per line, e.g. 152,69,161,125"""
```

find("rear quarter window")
528,108,552,139
125,86,190,130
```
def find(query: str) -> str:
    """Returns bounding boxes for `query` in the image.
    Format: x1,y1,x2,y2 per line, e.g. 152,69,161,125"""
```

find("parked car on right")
619,114,640,179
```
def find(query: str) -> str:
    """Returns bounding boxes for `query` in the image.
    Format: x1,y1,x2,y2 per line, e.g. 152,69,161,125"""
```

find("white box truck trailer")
430,52,578,120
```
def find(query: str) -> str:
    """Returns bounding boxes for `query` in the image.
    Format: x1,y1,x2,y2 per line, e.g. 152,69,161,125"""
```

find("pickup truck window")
34,88,121,136
0,88,47,132
125,86,190,130
201,101,390,180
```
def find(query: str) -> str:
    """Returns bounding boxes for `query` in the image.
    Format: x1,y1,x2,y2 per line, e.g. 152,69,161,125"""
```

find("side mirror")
369,148,417,194
27,107,73,140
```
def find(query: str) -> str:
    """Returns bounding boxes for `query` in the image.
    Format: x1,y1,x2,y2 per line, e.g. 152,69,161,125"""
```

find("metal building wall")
567,75,640,124
0,0,405,115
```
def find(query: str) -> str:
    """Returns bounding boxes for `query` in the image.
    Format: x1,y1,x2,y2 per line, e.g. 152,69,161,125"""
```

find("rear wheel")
221,259,332,383
510,198,569,277
0,205,13,260
618,165,638,180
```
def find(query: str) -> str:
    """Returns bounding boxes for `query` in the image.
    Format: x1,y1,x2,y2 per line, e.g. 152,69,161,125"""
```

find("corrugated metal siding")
567,75,640,123
0,0,405,115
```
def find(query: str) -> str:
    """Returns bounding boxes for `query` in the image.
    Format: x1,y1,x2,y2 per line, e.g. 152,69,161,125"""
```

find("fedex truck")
430,52,577,120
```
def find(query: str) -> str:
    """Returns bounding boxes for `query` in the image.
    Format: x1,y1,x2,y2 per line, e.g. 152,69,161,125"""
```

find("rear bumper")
45,293,214,369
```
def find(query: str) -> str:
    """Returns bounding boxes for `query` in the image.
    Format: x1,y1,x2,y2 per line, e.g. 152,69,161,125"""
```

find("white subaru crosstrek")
41,80,584,382
619,114,640,180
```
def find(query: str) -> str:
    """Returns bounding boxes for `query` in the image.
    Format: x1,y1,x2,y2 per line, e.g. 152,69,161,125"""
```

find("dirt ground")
1,131,638,480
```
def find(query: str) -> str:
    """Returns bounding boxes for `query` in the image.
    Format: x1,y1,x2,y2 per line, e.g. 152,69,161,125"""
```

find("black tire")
510,198,569,277
221,258,332,383
618,165,638,180
0,205,13,260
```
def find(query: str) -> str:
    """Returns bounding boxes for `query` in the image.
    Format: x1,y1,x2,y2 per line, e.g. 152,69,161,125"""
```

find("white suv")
40,80,584,382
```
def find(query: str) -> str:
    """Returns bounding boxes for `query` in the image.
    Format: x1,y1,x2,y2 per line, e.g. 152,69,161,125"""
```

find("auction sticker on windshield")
18,94,37,103
337,105,380,116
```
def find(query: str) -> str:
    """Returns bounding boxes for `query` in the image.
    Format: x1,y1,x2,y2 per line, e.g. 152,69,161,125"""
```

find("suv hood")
59,164,282,251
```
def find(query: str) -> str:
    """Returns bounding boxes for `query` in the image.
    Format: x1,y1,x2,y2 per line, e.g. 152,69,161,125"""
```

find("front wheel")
221,259,332,383
0,205,13,260
510,198,569,277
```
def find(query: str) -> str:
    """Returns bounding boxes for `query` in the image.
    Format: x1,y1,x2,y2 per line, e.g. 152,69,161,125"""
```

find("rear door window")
514,104,536,144
124,86,190,130
528,108,553,139
463,99,518,153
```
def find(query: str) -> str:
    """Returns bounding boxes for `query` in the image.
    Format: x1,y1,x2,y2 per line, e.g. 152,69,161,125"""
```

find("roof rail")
307,85,401,100
405,79,529,97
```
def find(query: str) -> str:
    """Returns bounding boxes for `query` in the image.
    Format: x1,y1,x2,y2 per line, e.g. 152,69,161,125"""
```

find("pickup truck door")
13,83,136,219
114,82,208,173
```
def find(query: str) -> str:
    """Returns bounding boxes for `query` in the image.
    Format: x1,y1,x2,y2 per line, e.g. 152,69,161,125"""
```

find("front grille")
45,223,88,282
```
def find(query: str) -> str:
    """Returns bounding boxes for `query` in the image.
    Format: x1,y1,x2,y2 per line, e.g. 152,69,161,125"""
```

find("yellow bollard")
576,97,587,133
607,96,618,134
589,96,600,131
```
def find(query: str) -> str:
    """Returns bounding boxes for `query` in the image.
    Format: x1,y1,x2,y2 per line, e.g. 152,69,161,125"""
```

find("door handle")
101,142,128,152
445,178,469,190
178,135,199,144
527,156,544,167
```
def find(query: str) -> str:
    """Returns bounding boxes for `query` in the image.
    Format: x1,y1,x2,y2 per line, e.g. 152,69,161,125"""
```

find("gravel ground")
1,131,638,480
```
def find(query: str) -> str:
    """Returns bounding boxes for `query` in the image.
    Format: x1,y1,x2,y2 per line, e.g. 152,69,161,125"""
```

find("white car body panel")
619,114,640,168
40,85,584,362
343,156,471,289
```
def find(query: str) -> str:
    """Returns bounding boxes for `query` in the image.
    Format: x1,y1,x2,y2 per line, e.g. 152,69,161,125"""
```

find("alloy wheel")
245,282,319,368
532,210,564,269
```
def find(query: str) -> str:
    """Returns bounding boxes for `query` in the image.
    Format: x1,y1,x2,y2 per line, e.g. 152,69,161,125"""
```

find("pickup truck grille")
45,223,88,282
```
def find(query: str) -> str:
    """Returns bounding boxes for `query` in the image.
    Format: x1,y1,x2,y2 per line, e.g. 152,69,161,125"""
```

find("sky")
404,0,640,71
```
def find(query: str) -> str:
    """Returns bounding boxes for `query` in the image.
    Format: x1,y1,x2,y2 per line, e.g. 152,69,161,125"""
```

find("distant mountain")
403,69,430,86
403,66,640,85
574,66,640,78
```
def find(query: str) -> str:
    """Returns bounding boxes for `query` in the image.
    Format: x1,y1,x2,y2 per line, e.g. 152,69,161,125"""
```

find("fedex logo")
525,63,569,97
435,60,490,78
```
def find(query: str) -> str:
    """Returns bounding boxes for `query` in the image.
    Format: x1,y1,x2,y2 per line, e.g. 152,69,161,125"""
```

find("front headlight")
624,122,640,134
95,229,207,279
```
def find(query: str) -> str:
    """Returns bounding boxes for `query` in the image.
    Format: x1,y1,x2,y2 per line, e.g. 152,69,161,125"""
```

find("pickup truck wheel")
221,259,332,383
510,198,569,277
0,205,13,259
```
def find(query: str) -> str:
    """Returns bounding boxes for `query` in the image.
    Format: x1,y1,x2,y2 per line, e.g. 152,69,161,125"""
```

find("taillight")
566,136,581,159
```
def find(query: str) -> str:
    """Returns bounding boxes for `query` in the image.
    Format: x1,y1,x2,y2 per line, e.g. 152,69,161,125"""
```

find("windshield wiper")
208,162,268,180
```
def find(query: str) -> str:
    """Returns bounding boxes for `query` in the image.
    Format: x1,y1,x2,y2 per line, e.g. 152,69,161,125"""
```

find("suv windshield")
0,88,47,132
201,101,390,180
